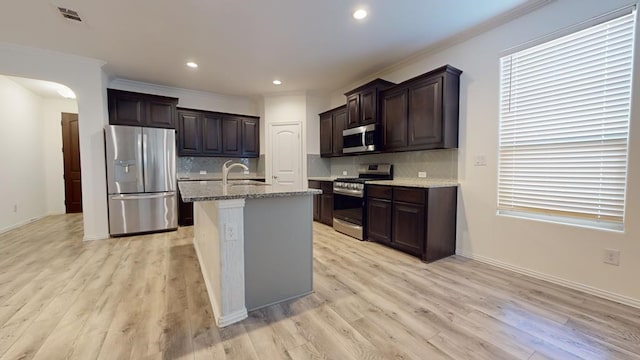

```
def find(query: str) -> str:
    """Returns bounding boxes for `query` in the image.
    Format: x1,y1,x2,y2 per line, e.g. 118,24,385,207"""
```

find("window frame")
496,6,636,232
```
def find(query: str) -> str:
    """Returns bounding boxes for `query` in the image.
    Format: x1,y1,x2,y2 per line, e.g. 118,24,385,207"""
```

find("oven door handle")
333,188,364,198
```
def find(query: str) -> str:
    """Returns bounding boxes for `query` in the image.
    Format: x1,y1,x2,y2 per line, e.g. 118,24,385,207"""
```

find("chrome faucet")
222,160,249,185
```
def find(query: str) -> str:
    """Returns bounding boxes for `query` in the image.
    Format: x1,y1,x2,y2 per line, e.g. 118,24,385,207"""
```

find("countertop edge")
366,180,459,188
183,189,321,202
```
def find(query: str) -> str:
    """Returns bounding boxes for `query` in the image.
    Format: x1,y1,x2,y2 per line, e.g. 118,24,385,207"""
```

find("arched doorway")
0,42,110,240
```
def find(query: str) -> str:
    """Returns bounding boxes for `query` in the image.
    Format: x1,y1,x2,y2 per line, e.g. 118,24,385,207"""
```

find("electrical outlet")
199,170,207,175
243,170,249,175
225,223,239,241
603,249,620,266
418,171,427,178
342,171,348,176
13,204,17,213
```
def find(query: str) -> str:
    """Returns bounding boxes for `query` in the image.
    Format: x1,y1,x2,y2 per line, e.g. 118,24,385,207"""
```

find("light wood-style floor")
0,214,639,360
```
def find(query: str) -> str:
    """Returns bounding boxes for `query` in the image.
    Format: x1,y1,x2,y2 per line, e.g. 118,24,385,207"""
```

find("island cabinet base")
193,199,248,327
243,195,313,311
192,194,314,327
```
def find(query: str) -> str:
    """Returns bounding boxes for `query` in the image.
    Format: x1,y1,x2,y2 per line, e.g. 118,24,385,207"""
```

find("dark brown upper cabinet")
381,87,408,150
222,116,242,156
202,113,222,155
344,79,395,128
319,105,347,158
108,89,178,129
177,107,259,158
382,65,461,151
319,112,333,156
177,110,202,155
241,117,259,157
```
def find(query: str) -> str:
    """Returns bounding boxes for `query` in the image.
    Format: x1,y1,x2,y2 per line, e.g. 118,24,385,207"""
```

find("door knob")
273,176,278,179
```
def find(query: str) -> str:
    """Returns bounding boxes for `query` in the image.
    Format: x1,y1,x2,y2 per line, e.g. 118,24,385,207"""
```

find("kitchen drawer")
367,185,392,200
308,180,321,189
393,187,425,205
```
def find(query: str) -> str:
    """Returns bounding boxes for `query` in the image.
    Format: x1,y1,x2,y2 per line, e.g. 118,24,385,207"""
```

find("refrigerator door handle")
136,133,144,190
142,133,149,190
111,192,174,200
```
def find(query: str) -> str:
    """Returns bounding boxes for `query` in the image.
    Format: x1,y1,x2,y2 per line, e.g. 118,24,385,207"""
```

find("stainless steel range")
333,164,392,240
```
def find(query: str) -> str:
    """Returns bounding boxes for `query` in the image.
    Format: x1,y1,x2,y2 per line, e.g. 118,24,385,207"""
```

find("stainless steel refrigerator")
105,125,177,236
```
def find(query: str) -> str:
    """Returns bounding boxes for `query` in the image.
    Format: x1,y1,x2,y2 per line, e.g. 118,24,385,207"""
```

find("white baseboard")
0,215,46,234
216,309,249,327
83,233,109,241
456,251,640,309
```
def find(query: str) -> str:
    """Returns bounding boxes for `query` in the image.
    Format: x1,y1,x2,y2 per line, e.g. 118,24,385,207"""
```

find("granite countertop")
177,173,266,181
308,176,336,182
179,180,322,202
367,179,458,188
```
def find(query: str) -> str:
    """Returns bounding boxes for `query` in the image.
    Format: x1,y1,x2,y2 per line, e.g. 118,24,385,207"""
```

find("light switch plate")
243,170,249,175
418,171,427,178
474,155,487,166
603,248,620,266
199,170,207,175
342,171,348,175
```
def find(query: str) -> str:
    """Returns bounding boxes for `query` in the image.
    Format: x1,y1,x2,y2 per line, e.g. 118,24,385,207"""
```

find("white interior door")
269,123,302,187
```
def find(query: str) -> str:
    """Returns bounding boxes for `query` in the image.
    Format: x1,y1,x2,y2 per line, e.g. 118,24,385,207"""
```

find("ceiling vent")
57,7,82,22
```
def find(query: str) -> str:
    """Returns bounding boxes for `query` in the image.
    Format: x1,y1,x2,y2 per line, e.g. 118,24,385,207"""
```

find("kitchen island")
178,180,321,327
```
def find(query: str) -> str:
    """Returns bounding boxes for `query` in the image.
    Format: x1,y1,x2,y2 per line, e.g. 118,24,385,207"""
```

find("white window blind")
498,10,635,231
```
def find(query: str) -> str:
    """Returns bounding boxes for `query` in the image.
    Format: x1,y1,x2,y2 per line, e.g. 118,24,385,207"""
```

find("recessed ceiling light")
186,62,198,69
353,9,367,20
273,80,282,85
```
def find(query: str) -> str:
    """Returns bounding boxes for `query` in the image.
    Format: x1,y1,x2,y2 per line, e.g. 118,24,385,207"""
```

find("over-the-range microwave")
342,124,380,154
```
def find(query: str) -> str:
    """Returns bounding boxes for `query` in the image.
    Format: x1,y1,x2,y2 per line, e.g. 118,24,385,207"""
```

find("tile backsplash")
307,154,331,178
317,149,457,180
182,149,457,180
177,156,264,177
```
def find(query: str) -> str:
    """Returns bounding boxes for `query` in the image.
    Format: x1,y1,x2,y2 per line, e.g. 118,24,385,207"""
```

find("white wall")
0,76,46,232
42,99,78,215
0,42,110,240
328,0,640,305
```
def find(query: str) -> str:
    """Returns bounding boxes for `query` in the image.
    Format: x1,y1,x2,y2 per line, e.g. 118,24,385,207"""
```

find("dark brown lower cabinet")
392,202,424,256
367,185,457,262
309,180,333,226
320,193,333,226
367,198,392,243
178,189,194,226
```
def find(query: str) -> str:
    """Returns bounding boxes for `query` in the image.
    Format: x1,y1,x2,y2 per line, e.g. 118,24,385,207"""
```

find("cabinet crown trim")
107,88,178,103
319,104,347,117
344,78,396,96
177,107,259,119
